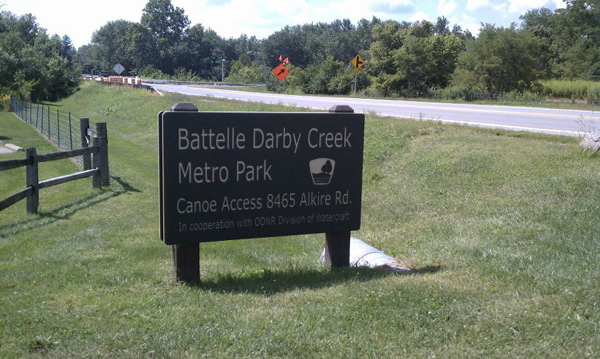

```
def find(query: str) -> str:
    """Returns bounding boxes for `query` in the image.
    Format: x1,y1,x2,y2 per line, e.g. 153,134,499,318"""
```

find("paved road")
150,83,600,137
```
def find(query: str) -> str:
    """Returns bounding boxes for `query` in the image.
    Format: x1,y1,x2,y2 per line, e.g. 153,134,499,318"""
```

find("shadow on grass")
0,175,140,237
111,175,142,193
197,265,442,295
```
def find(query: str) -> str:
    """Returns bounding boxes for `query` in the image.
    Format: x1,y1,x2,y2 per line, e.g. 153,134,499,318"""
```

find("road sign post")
350,55,365,95
323,105,356,267
214,59,226,82
164,103,201,284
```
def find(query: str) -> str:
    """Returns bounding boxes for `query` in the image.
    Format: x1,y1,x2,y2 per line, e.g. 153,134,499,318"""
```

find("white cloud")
552,0,567,9
381,0,414,6
410,11,431,22
507,0,553,14
457,13,481,35
466,0,491,11
3,0,147,47
438,0,457,14
184,0,286,38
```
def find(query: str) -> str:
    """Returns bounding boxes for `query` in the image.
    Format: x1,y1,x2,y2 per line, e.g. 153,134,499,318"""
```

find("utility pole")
221,59,225,82
214,59,225,82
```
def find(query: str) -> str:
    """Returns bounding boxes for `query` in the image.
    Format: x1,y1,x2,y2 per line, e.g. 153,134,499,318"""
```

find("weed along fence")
0,110,109,213
159,103,365,283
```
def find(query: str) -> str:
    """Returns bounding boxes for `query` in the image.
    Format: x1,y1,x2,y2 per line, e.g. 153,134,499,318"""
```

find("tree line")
1,0,598,103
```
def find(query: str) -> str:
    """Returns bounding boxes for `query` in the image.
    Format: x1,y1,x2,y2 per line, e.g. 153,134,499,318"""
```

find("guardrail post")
80,118,91,170
92,123,109,188
170,103,201,284
323,104,355,268
26,148,39,214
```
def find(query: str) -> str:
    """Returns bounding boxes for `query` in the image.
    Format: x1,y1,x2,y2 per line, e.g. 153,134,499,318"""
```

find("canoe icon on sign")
309,158,335,185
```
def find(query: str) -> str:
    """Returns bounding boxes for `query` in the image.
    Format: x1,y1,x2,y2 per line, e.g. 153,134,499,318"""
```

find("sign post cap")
329,105,354,113
170,103,199,112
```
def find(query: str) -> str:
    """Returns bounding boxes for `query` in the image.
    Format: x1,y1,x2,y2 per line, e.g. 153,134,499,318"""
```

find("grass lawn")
1,81,599,358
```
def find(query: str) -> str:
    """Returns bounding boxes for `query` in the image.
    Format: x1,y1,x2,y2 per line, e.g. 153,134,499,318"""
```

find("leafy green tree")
140,0,190,74
141,0,189,46
369,20,408,95
225,54,265,84
561,38,600,80
119,23,157,74
262,25,309,68
87,20,133,73
452,25,543,96
369,20,463,96
522,1,600,80
556,0,600,80
0,11,79,101
520,7,560,78
299,56,353,95
434,16,451,35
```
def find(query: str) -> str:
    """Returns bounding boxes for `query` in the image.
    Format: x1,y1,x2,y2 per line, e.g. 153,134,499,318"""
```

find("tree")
434,16,451,35
369,20,408,95
299,56,353,95
141,0,189,46
522,1,600,80
88,20,133,73
556,0,600,80
452,24,543,96
0,11,79,101
119,23,157,74
369,20,463,96
140,0,190,74
262,25,309,68
520,7,560,78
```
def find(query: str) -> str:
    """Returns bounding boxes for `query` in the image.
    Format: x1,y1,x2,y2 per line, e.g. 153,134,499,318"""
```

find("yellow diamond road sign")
351,55,364,69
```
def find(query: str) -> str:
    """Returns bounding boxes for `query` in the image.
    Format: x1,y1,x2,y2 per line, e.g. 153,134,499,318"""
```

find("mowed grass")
1,81,599,358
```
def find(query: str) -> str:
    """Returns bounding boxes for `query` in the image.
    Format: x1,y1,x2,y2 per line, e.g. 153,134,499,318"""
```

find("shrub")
298,56,353,95
440,85,485,101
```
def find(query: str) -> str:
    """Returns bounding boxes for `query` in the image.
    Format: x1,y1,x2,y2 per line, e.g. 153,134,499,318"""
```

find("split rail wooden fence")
0,115,109,213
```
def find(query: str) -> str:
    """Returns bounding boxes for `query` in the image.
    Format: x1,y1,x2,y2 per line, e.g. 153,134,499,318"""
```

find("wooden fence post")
323,104,355,268
92,123,109,188
25,148,39,214
80,118,91,170
170,103,201,284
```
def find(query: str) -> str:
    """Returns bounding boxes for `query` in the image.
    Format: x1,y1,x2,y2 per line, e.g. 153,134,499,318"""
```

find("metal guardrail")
142,78,266,87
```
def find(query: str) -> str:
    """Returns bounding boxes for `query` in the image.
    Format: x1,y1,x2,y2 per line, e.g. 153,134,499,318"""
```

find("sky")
1,0,566,49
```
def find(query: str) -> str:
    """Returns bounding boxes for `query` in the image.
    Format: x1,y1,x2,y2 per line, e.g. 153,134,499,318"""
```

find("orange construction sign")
273,63,290,80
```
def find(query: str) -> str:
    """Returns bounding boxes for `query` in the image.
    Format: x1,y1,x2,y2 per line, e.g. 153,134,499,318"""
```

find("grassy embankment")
1,81,599,358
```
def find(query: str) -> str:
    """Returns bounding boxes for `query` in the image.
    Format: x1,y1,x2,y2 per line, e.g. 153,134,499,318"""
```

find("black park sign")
159,107,365,245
